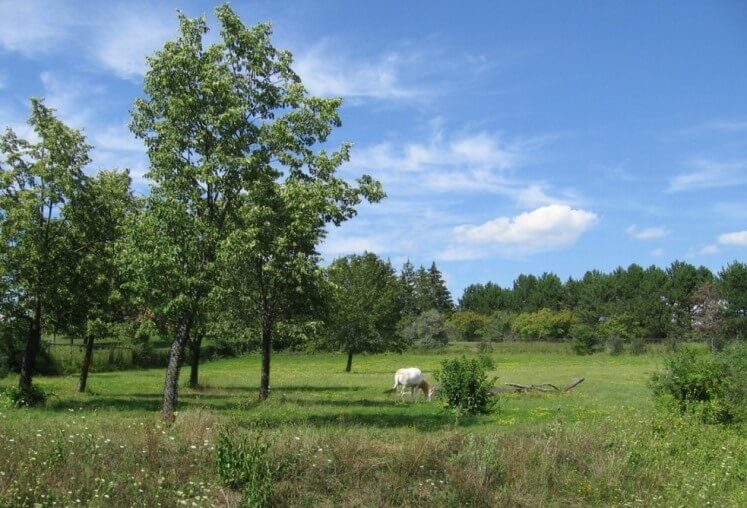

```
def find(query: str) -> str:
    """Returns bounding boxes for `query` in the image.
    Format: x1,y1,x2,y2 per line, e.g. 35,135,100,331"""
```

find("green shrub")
435,356,495,417
650,345,747,423
216,429,274,507
477,352,495,370
477,339,494,354
511,309,574,341
479,310,515,342
0,384,48,408
629,336,648,355
399,310,449,349
606,336,625,356
598,314,642,341
446,311,492,341
570,324,598,355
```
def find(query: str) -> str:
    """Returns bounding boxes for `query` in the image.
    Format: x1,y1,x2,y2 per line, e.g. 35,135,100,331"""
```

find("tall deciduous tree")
326,253,403,372
126,6,382,417
63,170,136,393
0,99,90,392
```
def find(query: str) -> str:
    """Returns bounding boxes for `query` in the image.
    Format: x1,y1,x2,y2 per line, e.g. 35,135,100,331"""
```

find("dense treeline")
458,261,747,352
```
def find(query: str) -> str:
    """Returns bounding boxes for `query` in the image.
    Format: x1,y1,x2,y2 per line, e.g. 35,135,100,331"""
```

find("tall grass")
0,409,744,507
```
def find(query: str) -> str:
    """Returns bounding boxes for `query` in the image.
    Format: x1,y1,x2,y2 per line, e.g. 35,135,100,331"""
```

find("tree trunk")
345,350,353,373
260,320,272,400
188,333,204,389
77,334,95,393
19,302,42,391
162,311,193,421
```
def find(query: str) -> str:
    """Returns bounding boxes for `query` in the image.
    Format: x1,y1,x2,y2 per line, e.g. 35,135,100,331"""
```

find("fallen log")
490,377,585,394
562,377,585,392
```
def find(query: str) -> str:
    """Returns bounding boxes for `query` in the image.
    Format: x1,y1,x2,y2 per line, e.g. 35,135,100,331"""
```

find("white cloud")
680,119,747,135
0,0,75,56
668,159,747,192
626,225,670,240
93,10,175,80
452,204,598,252
651,248,665,257
91,149,149,187
349,128,571,207
93,124,144,153
294,42,421,100
320,233,390,259
688,244,720,257
718,231,747,246
39,71,109,129
353,131,525,174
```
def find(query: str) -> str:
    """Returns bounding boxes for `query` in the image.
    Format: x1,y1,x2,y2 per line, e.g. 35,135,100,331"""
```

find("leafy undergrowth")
0,409,744,507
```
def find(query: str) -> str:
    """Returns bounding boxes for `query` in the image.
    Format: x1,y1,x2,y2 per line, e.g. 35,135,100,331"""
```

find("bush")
435,356,495,417
511,309,574,341
570,324,598,355
399,310,449,349
0,384,48,408
629,336,648,355
598,314,642,341
650,344,747,423
479,311,515,342
216,429,274,507
446,311,492,341
606,336,625,356
477,352,495,370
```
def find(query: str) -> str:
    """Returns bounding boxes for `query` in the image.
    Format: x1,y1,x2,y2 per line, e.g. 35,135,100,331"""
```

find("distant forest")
452,260,746,351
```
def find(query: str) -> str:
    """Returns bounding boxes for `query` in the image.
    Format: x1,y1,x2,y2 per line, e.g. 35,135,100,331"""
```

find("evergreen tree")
428,262,454,314
458,282,508,314
399,259,419,317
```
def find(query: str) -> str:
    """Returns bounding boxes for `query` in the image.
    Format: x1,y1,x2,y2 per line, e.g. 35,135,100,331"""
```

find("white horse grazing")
387,367,437,402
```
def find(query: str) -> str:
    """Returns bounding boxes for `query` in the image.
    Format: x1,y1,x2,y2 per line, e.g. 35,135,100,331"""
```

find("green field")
1,344,745,507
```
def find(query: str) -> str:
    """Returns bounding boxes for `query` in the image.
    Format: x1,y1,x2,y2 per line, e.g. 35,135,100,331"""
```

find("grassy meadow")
1,343,746,507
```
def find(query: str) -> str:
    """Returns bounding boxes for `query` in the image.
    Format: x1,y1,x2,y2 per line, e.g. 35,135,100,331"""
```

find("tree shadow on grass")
234,411,474,431
273,398,394,408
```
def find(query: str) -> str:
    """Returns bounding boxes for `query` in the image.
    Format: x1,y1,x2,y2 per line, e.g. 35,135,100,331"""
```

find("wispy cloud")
718,230,747,246
320,231,392,259
93,9,175,80
0,0,76,56
651,248,665,257
713,203,747,222
443,205,598,260
688,244,720,257
350,127,571,207
294,41,423,100
626,225,670,240
0,1,175,81
668,159,747,192
292,39,512,102
39,71,105,129
679,119,747,136
93,124,145,153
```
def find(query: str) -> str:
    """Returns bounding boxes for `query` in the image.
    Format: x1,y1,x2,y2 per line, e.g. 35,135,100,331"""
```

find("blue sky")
1,1,746,299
